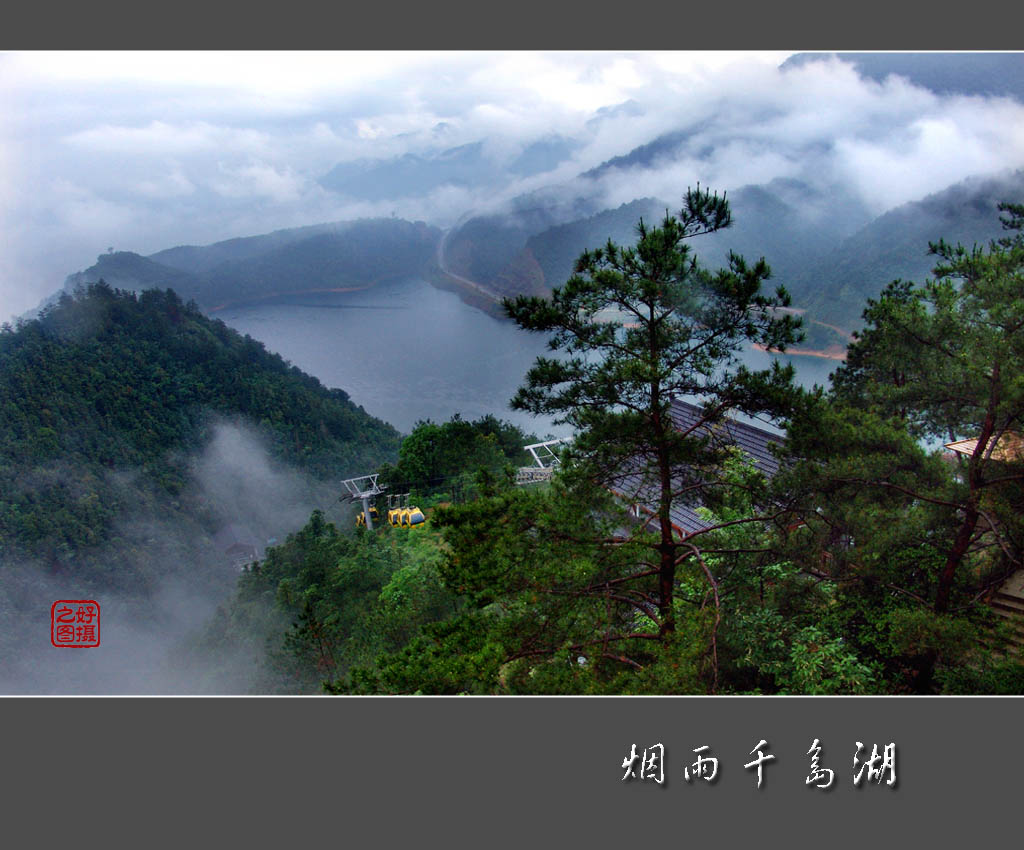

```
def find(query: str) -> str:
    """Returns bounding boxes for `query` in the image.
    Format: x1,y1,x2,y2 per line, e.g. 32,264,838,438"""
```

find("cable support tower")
340,474,386,531
516,438,567,485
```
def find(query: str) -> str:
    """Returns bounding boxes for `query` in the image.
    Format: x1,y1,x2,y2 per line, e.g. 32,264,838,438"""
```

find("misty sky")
2,50,1023,322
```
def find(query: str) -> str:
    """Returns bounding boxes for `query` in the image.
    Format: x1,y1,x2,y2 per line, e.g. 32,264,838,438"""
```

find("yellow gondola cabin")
387,506,426,527
356,506,380,528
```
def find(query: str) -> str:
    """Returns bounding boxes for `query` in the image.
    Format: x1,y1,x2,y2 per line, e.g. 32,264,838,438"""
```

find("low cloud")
67,120,226,155
0,417,351,694
188,417,343,542
2,52,1022,321
209,161,308,203
135,167,196,199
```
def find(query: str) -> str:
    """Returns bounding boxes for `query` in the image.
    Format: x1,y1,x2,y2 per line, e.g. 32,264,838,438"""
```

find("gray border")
4,696,1020,843
3,3,1021,842
2,2,1023,48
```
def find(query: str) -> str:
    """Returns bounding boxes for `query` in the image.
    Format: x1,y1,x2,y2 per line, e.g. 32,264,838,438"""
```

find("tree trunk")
933,504,980,615
933,361,998,615
923,362,999,691
652,386,676,637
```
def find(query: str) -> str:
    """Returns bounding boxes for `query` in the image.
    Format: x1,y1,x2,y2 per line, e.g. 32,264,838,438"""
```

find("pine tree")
780,202,1024,692
503,186,802,652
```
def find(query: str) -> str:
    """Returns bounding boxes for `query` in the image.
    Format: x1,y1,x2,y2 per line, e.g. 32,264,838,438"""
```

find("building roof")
214,523,259,554
669,398,782,478
945,432,1023,463
611,398,784,538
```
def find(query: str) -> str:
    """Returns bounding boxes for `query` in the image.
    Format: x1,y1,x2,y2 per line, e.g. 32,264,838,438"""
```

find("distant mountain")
194,220,439,307
319,142,492,201
584,99,646,133
57,165,1024,350
443,215,538,291
580,125,710,181
795,170,1024,330
434,168,1024,353
781,53,1024,102
652,178,873,290
319,136,580,203
65,251,205,300
150,221,352,274
508,135,581,177
440,184,607,289
65,218,441,310
442,178,873,304
525,198,673,292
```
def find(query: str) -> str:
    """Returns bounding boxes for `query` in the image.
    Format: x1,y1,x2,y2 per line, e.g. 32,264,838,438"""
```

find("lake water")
216,278,840,437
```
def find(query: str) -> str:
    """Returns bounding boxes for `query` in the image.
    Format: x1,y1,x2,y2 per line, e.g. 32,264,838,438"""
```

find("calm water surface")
217,278,566,436
217,278,839,436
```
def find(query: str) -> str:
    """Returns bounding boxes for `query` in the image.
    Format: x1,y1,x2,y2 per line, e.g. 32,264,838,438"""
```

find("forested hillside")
212,194,1024,696
795,171,1024,330
525,198,671,292
438,171,1021,344
0,283,400,595
196,414,537,693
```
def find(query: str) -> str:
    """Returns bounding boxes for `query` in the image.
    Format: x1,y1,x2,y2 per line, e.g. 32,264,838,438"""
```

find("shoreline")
206,284,377,313
425,264,509,321
206,279,853,364
752,342,847,362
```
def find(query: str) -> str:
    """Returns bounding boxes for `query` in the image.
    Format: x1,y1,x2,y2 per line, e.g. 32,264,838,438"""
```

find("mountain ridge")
62,218,441,312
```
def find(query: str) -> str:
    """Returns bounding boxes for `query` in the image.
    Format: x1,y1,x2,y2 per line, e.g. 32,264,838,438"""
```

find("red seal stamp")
51,600,101,648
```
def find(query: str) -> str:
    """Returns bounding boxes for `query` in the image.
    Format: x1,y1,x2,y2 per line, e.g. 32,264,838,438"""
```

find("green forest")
3,190,1022,695
0,283,400,596
196,190,1024,695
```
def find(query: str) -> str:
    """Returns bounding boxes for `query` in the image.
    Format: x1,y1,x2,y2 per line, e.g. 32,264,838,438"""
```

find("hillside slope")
443,179,872,306
0,283,400,593
797,170,1024,330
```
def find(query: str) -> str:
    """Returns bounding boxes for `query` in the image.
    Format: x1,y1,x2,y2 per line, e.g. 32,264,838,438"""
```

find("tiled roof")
669,399,781,478
611,399,784,537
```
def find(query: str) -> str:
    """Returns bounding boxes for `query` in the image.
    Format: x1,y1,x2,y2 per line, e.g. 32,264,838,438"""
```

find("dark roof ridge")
668,398,784,477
